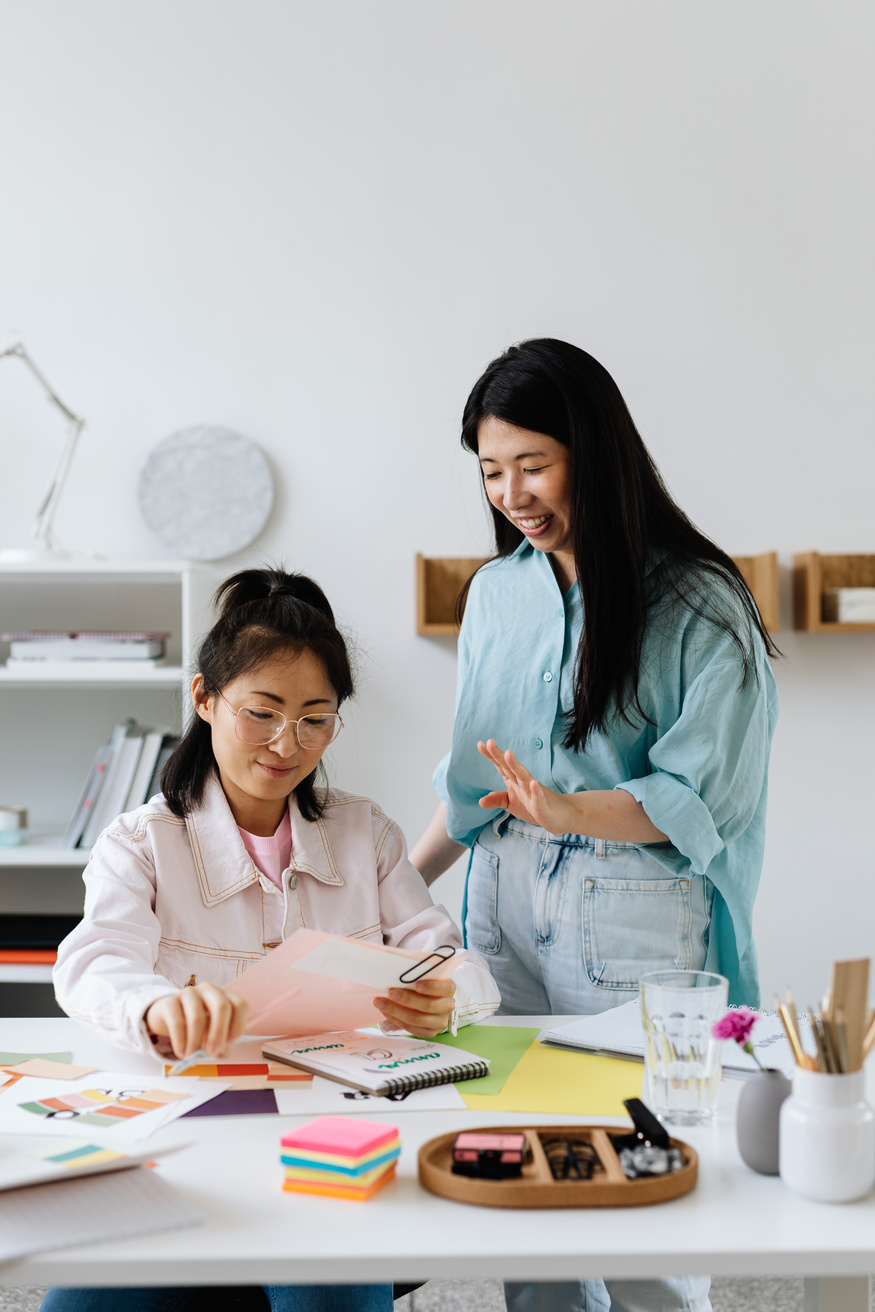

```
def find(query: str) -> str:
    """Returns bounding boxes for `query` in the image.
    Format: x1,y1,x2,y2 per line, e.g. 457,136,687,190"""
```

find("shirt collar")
185,774,344,906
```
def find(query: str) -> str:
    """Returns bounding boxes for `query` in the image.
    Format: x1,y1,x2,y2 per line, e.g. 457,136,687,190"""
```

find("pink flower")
712,1007,757,1046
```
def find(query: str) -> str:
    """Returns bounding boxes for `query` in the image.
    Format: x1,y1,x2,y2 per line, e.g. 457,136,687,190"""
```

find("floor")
3,1277,872,1312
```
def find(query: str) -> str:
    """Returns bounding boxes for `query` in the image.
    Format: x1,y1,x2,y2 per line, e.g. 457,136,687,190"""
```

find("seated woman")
49,566,500,1312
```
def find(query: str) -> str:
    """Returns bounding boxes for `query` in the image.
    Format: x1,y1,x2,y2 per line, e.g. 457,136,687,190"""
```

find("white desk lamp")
0,342,86,563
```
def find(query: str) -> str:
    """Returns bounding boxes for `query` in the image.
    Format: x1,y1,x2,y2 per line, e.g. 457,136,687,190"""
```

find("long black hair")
161,568,354,821
460,338,778,752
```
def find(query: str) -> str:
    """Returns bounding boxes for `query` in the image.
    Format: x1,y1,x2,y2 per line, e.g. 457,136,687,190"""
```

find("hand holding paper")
230,929,460,1036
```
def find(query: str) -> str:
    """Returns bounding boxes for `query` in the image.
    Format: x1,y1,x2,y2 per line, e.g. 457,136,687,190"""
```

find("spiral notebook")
262,1029,490,1095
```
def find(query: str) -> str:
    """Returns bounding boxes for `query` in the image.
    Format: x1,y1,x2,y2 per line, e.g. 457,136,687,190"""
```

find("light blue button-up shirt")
434,541,779,1005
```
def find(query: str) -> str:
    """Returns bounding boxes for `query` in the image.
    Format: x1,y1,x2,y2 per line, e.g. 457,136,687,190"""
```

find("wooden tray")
418,1124,697,1208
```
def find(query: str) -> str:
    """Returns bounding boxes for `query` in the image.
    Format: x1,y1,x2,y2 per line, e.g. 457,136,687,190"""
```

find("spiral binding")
384,1060,490,1093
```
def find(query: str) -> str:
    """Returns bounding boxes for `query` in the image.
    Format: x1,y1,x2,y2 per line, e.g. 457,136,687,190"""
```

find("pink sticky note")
10,1059,99,1080
281,1116,399,1158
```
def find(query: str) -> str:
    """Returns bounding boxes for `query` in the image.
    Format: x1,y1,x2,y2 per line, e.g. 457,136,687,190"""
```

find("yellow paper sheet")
460,1041,642,1117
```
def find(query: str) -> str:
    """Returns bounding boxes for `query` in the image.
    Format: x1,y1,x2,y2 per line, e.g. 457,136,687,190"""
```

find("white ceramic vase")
779,1068,875,1202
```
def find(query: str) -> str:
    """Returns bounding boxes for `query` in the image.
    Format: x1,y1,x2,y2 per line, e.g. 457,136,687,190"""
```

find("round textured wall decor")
138,426,274,560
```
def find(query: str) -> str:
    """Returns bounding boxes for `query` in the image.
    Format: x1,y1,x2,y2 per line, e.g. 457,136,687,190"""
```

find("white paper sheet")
0,1071,225,1144
0,1166,203,1263
289,938,444,989
543,999,812,1077
274,1072,466,1115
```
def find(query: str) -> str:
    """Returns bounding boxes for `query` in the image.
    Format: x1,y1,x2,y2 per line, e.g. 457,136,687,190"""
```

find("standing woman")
411,339,779,1312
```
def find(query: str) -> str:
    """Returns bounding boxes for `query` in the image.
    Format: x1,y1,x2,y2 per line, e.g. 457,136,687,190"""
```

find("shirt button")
288,873,299,890
534,738,543,749
543,671,553,682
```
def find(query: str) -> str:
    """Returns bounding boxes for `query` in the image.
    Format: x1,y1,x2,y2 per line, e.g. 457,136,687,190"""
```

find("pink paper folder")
230,928,459,1035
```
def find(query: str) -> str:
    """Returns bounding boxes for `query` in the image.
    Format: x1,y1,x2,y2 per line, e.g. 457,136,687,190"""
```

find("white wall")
1,0,873,1006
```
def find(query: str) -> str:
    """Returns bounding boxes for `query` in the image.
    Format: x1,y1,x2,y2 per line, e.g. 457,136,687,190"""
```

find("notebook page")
0,1166,203,1263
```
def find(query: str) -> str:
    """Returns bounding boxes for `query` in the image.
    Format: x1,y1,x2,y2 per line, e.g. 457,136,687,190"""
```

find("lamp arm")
0,343,86,552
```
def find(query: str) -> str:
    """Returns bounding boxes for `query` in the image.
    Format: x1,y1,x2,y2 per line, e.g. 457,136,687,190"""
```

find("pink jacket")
53,774,500,1058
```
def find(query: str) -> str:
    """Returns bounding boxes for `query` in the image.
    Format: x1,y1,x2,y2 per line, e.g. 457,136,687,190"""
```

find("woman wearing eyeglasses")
411,339,779,1312
50,566,498,1312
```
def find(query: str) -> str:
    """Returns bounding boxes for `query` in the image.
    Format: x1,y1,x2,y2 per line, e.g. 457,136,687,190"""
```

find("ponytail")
161,567,354,821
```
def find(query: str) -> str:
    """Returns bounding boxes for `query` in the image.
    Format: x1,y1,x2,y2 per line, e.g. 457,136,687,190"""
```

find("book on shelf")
62,745,110,848
1,631,169,662
0,949,57,964
64,727,179,849
0,914,82,950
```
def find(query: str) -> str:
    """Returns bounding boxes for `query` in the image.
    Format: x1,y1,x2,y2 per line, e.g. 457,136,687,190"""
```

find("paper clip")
399,944,456,984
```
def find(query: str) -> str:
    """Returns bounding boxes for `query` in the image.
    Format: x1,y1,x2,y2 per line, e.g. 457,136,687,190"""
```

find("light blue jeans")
467,817,714,1312
40,1285,393,1311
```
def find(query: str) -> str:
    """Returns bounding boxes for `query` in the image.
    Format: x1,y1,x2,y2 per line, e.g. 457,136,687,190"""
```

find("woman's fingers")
198,982,233,1056
479,789,509,810
225,992,250,1046
374,978,456,1038
178,987,209,1057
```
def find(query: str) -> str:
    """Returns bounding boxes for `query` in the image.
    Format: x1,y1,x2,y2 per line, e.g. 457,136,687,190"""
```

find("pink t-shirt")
237,809,292,889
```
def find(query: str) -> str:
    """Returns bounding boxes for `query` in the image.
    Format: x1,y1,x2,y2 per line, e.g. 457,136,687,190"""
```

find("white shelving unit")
0,558,217,1012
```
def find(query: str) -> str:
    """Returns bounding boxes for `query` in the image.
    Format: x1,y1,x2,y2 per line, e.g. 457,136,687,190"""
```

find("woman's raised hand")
145,982,250,1060
477,739,575,835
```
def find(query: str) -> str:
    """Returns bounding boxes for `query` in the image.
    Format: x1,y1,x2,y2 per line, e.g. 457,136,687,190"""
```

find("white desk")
1,1017,873,1312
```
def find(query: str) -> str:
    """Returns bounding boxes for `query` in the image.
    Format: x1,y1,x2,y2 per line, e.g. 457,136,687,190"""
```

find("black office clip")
399,944,456,984
613,1097,683,1180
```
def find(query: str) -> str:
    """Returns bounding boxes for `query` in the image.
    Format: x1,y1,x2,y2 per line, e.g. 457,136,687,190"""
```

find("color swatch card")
0,1137,183,1191
274,1072,466,1116
163,1059,311,1091
0,1071,225,1144
280,1116,400,1200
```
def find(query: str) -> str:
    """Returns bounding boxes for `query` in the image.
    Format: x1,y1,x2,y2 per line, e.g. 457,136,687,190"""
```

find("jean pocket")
583,876,693,990
465,842,501,955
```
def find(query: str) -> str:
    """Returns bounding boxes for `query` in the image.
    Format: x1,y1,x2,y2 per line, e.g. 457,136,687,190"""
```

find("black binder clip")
399,944,456,984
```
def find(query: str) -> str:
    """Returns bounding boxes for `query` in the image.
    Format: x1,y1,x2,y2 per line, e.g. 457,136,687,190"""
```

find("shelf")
417,552,780,635
415,554,490,635
732,552,779,633
793,553,875,632
0,558,213,580
0,663,184,687
0,963,54,983
0,843,88,867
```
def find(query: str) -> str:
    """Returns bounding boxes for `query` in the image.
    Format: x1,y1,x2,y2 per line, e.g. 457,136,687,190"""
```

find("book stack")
2,631,170,668
280,1116,400,1201
64,722,179,849
0,913,82,965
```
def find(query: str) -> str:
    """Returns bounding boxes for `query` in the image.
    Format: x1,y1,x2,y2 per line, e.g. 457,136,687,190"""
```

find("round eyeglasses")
217,691,343,750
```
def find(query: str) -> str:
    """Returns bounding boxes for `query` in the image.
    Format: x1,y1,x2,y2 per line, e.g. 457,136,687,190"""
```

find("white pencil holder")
779,1068,875,1202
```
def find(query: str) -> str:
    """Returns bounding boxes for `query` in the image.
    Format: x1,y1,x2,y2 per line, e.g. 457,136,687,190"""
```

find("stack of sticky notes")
280,1116,400,1200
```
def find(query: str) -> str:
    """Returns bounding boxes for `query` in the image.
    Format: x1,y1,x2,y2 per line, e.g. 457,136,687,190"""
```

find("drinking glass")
640,969,729,1125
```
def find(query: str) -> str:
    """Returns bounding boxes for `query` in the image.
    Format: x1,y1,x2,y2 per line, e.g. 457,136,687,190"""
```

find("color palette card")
0,1071,225,1144
0,1137,183,1191
280,1116,400,1200
163,1060,311,1090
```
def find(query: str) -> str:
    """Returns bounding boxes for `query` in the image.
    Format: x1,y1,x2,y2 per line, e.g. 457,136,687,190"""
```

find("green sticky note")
440,1025,540,1096
0,1051,72,1066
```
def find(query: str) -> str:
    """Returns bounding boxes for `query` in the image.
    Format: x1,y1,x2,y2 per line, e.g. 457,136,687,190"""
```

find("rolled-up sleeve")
616,657,773,877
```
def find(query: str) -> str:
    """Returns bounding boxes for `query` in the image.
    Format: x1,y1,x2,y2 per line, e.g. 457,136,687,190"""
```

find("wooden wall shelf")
417,551,779,636
732,552,779,633
793,553,875,632
416,555,488,635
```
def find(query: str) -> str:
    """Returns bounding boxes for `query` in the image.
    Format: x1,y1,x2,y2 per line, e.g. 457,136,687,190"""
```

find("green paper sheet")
0,1052,72,1066
440,1025,539,1096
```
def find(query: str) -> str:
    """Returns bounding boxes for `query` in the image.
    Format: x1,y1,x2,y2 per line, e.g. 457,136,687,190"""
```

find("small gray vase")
737,1068,792,1174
